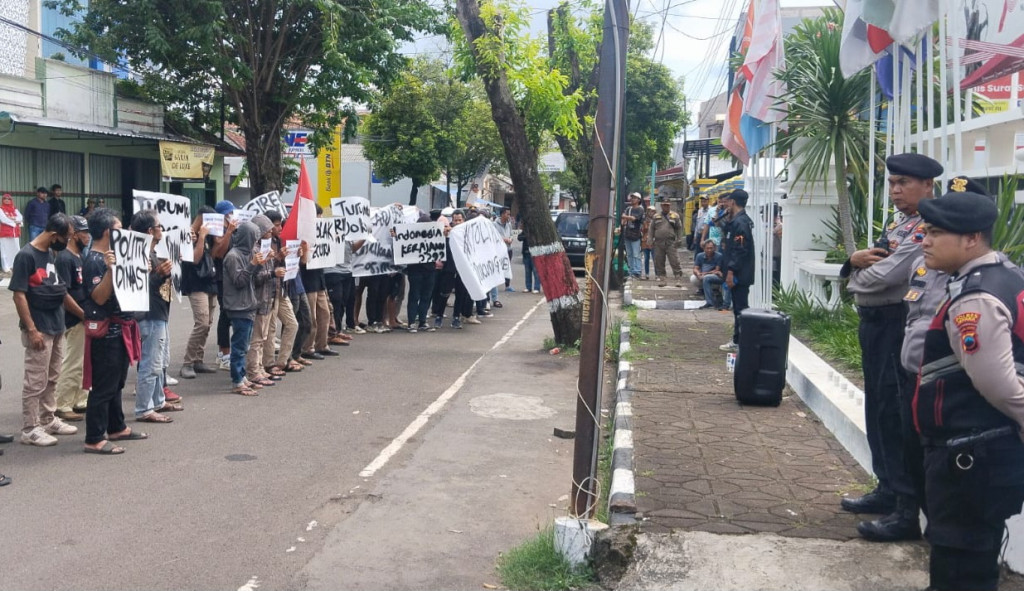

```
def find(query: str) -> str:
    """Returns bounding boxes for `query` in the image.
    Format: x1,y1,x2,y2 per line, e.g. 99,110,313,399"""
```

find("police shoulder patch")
911,224,926,244
954,311,981,354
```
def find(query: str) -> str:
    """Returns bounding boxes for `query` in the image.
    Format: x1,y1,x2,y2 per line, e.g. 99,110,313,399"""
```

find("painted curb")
608,320,637,525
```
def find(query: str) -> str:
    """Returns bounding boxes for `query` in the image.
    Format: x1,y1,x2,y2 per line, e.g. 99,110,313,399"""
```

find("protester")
222,221,265,396
494,207,515,298
405,211,439,333
53,215,90,421
179,206,219,379
244,215,279,388
82,208,145,454
9,213,75,446
621,192,645,279
324,242,357,343
0,193,23,275
130,210,179,423
25,188,49,240
262,210,302,374
288,245,314,367
212,200,237,371
300,205,334,357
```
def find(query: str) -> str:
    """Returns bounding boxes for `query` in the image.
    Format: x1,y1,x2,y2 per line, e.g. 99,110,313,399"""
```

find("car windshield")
556,213,589,237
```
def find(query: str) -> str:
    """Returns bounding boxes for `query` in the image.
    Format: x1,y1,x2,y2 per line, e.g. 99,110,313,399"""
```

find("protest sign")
306,217,347,270
330,197,372,241
392,222,445,265
241,190,288,216
351,204,404,277
202,213,225,237
259,239,272,257
132,190,193,300
448,216,512,300
232,209,255,224
110,229,153,312
284,240,301,281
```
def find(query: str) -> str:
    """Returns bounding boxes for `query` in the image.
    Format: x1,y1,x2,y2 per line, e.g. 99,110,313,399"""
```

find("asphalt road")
0,280,584,590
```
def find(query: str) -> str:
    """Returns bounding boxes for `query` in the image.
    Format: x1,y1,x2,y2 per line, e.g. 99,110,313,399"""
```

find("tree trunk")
242,121,285,197
834,141,856,256
409,180,419,206
456,0,582,346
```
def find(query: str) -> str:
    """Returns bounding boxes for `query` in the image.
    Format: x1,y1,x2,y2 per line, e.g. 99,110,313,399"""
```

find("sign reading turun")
158,141,216,180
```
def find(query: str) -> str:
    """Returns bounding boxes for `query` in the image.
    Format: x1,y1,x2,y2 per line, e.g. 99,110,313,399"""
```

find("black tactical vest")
914,262,1024,438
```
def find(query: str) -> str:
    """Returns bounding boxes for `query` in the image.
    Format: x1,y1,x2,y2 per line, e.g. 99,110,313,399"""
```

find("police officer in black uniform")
839,153,942,541
916,190,1024,591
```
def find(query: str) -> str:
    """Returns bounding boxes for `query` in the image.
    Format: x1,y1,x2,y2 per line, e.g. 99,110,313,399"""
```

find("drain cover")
225,454,257,461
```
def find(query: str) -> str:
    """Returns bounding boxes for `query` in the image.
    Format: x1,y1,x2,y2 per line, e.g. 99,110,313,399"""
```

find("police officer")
839,153,942,539
915,190,1024,591
718,189,754,352
647,198,684,287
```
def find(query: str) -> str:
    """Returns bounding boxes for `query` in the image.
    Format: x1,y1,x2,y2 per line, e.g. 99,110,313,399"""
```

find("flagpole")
949,0,964,172
926,27,935,159
868,71,876,247
915,37,924,154
939,4,950,186
901,50,912,153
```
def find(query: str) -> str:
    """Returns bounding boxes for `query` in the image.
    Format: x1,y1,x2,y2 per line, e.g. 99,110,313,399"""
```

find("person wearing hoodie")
244,215,280,388
222,221,267,396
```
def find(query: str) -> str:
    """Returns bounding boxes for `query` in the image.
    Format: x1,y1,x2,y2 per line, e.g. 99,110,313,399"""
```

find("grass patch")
497,525,596,591
595,412,614,524
774,284,862,372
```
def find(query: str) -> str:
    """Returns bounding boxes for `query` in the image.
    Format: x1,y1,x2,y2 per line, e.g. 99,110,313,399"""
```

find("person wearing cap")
0,193,23,275
914,190,1024,591
838,153,942,539
717,190,754,351
691,195,710,253
640,205,656,280
25,187,50,240
647,199,684,287
621,192,645,279
53,215,92,422
212,201,238,370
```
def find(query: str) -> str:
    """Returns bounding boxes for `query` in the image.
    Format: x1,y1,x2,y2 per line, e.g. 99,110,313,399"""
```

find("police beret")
919,192,997,234
947,175,990,196
886,153,943,179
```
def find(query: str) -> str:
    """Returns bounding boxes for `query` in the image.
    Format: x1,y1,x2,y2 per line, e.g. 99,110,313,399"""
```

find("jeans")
701,274,724,306
625,238,642,277
85,336,129,444
407,270,437,327
723,283,732,308
28,225,44,240
136,319,167,418
522,255,540,291
642,248,652,276
228,316,254,386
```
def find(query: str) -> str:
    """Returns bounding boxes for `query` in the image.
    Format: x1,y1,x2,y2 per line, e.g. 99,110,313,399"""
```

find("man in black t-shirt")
9,213,74,446
621,192,645,279
54,216,90,421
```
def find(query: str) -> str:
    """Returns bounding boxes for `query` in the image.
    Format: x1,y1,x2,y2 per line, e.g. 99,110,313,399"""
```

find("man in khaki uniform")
647,198,683,287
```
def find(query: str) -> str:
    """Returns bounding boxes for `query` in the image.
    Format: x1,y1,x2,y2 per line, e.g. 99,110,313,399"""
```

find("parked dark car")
555,211,589,268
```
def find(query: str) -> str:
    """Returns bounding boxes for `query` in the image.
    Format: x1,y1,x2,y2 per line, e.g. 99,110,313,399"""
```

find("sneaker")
434,316,443,329
218,354,231,371
165,375,180,386
719,342,738,352
373,324,385,334
21,427,57,446
505,287,516,292
418,323,431,332
179,364,197,379
44,418,78,436
465,316,482,325
163,387,182,403
532,289,541,294
352,326,367,335
408,327,418,334
480,311,494,318
193,362,217,374
452,319,463,329
55,409,84,422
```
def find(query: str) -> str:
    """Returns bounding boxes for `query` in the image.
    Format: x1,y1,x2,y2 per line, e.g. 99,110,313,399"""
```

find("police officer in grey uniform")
915,190,1024,591
839,153,942,541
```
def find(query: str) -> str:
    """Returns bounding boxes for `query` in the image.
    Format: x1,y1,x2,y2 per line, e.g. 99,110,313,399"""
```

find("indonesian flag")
840,0,941,78
281,159,317,246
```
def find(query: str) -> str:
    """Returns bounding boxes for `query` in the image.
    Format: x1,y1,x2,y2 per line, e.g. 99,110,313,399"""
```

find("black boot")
840,486,896,514
857,496,921,542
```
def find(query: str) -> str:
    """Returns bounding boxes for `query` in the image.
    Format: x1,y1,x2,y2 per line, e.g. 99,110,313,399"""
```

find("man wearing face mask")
53,216,91,422
9,213,76,446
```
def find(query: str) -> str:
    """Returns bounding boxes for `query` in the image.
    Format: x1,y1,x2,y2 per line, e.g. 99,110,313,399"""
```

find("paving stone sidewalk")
626,287,876,541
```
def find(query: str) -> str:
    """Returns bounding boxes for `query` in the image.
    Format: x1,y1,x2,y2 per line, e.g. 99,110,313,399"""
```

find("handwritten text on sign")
242,191,288,216
307,218,347,270
351,204,403,277
110,229,153,312
132,190,192,301
448,216,512,301
284,240,300,281
330,197,372,241
392,222,445,265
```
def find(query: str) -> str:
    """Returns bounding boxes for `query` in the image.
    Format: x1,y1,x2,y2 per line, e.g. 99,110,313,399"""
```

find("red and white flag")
281,159,317,246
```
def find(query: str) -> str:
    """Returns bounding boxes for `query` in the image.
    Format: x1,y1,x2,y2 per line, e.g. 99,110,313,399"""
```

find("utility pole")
570,0,629,519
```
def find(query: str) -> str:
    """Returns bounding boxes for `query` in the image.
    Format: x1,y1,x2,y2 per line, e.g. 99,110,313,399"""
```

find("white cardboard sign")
448,216,512,300
392,222,445,265
110,228,153,312
132,190,193,301
330,197,372,241
351,204,403,277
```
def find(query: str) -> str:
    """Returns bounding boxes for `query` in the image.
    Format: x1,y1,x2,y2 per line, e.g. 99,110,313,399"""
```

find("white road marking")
358,299,545,478
238,576,260,591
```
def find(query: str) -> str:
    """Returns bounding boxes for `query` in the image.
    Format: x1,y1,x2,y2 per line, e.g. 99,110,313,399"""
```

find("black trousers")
454,277,474,319
85,336,130,444
859,303,912,496
290,291,311,360
365,275,389,325
407,270,437,327
900,369,925,509
432,271,456,318
325,273,355,331
730,283,750,344
216,292,231,349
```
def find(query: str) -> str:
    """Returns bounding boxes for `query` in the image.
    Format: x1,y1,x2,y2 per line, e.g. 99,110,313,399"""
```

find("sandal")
244,380,264,390
231,385,259,397
108,429,148,441
285,361,304,372
328,337,350,346
83,441,125,455
297,357,314,366
265,366,286,377
251,377,276,387
0,473,10,485
137,413,173,423
493,301,503,308
156,403,184,413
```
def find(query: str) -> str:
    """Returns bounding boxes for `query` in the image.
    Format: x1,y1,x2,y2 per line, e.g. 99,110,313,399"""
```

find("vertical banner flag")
447,216,512,301
330,197,372,241
351,204,404,277
281,160,317,247
132,190,193,300
317,127,342,210
110,229,153,312
392,222,446,265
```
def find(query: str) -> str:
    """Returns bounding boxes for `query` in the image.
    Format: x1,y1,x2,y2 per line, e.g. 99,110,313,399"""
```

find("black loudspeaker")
733,308,791,406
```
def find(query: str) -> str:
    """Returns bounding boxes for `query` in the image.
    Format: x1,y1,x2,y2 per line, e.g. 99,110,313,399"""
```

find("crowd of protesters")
0,199,527,483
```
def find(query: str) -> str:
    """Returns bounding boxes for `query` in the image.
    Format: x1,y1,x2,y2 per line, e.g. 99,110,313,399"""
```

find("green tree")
774,9,872,256
454,0,585,345
51,0,437,196
362,72,442,206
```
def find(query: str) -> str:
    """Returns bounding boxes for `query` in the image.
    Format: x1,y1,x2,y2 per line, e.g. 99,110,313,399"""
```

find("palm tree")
774,8,873,256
